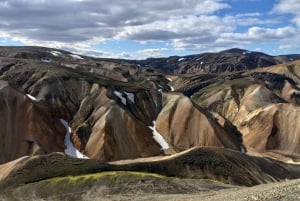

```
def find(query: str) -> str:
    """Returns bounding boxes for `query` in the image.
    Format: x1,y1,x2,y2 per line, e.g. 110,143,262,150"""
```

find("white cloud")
136,48,168,58
273,0,300,15
0,0,232,58
235,12,261,18
216,26,298,45
273,0,300,26
0,0,229,43
0,0,299,58
173,23,299,52
117,15,234,42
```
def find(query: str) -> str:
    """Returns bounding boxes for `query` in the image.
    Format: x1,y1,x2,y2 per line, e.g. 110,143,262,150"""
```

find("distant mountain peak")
221,48,251,54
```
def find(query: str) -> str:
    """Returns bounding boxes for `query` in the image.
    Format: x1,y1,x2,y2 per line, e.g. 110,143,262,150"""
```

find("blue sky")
0,0,299,59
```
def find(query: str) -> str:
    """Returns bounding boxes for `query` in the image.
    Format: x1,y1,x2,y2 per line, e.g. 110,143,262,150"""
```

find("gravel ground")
92,179,300,201
1,178,299,201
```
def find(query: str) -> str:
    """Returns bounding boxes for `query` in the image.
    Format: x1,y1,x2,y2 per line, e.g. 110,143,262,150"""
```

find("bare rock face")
0,81,66,164
240,103,300,154
155,93,242,151
191,63,300,160
72,86,162,161
71,86,243,161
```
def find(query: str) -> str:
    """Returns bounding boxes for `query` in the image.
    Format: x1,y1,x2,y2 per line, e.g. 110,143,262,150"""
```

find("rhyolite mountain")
0,46,300,200
128,48,300,73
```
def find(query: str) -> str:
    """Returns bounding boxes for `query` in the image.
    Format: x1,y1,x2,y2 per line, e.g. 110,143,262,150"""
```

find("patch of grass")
49,171,168,184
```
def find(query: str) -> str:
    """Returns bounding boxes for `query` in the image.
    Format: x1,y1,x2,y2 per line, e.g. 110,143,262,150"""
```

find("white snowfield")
286,159,300,165
178,58,185,61
26,94,37,101
240,146,246,154
59,119,89,159
242,51,252,55
69,54,84,60
166,77,172,82
49,51,62,56
113,90,127,105
170,86,175,91
149,121,169,150
41,58,51,63
124,91,135,103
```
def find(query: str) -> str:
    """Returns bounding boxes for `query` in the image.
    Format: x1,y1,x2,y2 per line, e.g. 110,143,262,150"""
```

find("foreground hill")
0,147,299,200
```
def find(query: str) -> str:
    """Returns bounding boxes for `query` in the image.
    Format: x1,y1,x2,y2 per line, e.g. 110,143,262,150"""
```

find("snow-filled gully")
26,94,37,101
59,119,89,159
149,121,169,150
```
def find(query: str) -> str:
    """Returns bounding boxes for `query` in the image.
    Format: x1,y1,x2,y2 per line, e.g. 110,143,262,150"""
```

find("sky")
0,0,299,59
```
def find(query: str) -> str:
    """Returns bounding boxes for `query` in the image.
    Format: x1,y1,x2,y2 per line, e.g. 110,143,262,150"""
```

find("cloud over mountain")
0,0,299,58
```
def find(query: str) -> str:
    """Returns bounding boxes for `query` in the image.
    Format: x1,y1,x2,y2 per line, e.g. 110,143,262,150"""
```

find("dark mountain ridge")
128,48,300,73
1,46,300,74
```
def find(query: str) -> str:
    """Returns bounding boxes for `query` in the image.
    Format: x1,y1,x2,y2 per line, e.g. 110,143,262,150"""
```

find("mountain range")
0,46,299,200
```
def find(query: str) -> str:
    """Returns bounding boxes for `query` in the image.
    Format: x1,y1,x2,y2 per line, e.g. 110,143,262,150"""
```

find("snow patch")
113,91,126,105
69,54,84,60
49,51,62,56
286,159,300,165
178,58,185,62
41,58,51,63
124,91,135,103
166,77,172,82
170,86,175,91
243,51,252,55
26,94,37,101
200,61,204,65
240,146,246,153
158,89,163,93
59,119,89,159
290,58,294,61
149,121,169,150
